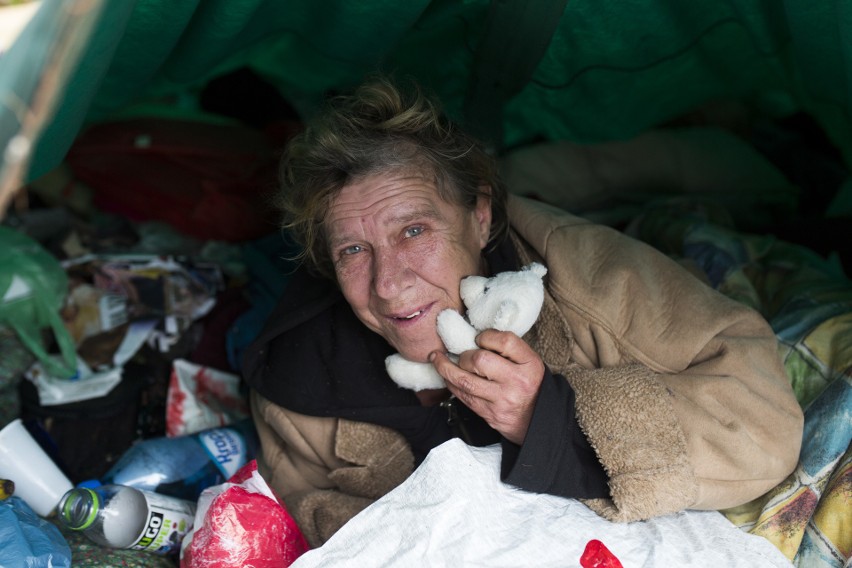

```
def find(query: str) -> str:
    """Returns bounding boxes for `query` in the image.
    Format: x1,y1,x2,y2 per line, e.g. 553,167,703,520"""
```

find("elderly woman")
243,77,803,547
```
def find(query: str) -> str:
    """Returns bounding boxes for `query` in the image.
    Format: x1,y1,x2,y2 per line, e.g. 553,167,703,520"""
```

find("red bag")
580,539,623,568
181,460,309,568
66,118,294,241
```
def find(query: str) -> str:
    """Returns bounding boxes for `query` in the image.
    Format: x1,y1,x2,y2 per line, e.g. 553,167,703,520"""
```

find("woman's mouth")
382,302,443,360
389,303,433,325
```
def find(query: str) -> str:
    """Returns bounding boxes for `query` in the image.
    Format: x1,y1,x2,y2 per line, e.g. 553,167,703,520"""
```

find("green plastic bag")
0,226,76,379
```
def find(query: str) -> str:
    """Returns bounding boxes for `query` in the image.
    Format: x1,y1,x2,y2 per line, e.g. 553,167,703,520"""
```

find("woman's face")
326,171,492,362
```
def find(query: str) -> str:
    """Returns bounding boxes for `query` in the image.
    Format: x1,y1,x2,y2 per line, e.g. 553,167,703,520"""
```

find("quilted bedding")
631,203,851,567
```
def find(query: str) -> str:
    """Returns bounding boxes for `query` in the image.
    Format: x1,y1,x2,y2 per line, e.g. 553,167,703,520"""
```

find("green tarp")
2,0,851,185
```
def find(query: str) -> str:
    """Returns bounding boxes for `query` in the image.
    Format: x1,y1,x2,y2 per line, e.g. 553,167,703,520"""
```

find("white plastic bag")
292,440,794,568
166,358,249,437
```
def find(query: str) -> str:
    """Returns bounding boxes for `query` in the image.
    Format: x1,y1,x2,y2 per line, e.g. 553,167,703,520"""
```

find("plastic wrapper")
166,358,250,437
61,282,128,346
181,460,309,568
0,496,72,568
580,539,623,568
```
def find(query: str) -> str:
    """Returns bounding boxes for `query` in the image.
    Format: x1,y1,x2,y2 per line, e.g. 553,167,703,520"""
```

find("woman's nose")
373,248,414,299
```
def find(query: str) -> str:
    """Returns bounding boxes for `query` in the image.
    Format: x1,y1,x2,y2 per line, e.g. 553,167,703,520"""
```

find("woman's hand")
430,329,545,445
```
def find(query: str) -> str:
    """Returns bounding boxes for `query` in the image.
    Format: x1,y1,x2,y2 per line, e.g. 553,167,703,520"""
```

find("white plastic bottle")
57,484,196,556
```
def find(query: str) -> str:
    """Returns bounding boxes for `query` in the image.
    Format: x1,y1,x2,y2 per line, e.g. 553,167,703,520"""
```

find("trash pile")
0,128,308,566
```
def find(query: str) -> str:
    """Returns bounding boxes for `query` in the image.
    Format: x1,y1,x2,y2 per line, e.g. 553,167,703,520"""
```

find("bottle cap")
58,487,100,531
77,479,102,489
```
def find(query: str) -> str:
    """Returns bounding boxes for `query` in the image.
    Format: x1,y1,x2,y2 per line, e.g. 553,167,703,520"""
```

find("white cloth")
292,439,793,568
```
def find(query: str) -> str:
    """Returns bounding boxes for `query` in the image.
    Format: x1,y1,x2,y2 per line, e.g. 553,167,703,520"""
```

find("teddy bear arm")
459,275,487,306
385,354,446,391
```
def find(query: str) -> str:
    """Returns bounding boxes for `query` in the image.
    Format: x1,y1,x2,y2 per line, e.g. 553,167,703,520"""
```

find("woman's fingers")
429,331,546,444
431,351,497,404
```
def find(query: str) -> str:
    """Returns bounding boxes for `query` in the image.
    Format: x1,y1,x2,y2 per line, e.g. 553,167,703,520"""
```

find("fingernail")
428,351,437,362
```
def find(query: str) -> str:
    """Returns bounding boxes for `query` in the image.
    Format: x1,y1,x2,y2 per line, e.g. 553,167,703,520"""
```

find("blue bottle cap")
76,479,102,489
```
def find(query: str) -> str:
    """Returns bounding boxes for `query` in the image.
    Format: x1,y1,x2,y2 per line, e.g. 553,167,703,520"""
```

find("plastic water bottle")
97,419,258,502
57,484,196,555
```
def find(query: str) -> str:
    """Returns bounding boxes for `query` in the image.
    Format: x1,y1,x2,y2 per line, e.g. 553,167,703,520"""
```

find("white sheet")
292,439,793,568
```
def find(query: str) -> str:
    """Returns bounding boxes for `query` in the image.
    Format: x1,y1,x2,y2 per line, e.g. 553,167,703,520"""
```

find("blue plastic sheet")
0,497,71,568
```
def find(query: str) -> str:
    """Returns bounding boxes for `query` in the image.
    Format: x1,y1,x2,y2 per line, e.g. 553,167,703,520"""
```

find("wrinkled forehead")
324,164,461,226
327,172,446,230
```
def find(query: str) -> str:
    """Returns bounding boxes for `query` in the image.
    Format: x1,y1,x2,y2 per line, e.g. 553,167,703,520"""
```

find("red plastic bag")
181,460,309,568
580,539,623,568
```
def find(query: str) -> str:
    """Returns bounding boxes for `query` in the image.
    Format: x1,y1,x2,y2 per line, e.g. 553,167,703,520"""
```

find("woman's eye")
342,245,363,256
404,226,423,238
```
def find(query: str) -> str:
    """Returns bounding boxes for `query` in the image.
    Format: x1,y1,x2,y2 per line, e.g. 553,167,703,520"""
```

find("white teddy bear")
385,262,548,391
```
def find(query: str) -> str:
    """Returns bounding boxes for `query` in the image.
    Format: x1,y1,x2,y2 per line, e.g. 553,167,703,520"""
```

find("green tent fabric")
1,3,851,566
1,0,851,187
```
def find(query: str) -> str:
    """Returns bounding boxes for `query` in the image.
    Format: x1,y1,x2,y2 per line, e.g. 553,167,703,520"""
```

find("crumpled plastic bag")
290,440,794,568
0,226,77,379
180,460,309,568
580,539,624,568
0,496,72,568
166,358,250,437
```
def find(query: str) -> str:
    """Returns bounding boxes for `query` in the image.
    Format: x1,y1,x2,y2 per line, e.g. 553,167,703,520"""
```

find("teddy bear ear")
525,262,548,278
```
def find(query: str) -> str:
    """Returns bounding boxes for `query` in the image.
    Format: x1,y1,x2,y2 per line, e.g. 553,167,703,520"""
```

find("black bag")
18,370,144,484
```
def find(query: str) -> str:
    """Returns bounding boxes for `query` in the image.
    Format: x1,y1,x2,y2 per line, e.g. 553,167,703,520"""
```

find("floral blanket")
632,203,852,568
